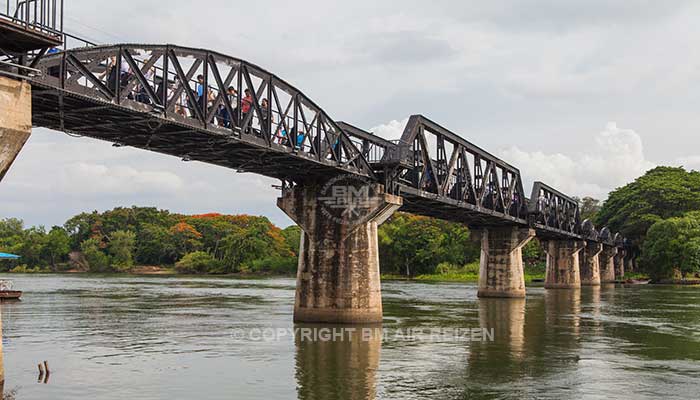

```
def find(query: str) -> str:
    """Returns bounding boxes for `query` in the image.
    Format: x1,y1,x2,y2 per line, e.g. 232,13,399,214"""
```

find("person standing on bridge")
218,86,238,128
260,98,272,136
241,89,253,132
196,74,205,113
101,56,130,95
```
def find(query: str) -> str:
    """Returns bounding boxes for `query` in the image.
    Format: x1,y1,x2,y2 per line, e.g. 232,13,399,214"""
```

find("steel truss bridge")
15,43,625,248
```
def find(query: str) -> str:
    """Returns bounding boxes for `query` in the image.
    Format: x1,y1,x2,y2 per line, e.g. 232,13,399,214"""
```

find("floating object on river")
624,279,651,285
0,280,21,300
37,360,50,383
0,254,23,300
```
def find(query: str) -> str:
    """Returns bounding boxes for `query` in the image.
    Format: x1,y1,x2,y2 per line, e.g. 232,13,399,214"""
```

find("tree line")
0,208,301,274
595,166,700,280
3,206,538,276
4,165,694,280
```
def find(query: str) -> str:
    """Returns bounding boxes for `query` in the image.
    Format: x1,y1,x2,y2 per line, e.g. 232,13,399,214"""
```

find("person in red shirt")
241,89,253,129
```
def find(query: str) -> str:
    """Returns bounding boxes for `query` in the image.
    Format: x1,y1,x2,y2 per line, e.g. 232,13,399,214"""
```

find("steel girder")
24,44,626,248
28,44,375,181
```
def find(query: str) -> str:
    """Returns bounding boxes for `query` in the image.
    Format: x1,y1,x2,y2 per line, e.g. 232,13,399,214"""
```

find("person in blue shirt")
195,74,205,113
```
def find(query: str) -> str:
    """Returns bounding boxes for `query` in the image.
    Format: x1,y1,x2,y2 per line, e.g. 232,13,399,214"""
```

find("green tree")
175,251,220,274
596,166,700,246
18,226,48,267
80,237,111,272
0,218,24,257
522,238,543,266
281,225,301,256
170,222,203,258
136,223,176,265
219,226,271,272
574,196,602,221
378,213,478,277
0,217,24,239
187,215,237,258
641,212,700,280
64,211,101,249
108,230,136,272
42,226,71,270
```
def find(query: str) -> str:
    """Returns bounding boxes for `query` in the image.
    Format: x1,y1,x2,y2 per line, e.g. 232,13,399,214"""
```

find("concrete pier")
0,76,31,182
476,227,535,298
278,182,401,323
543,240,584,289
0,75,31,388
614,249,626,280
579,243,603,286
599,246,618,283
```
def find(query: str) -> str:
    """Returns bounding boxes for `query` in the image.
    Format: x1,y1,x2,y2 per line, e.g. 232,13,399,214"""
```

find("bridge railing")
528,181,581,235
387,115,529,220
334,121,410,165
2,0,63,37
31,44,376,178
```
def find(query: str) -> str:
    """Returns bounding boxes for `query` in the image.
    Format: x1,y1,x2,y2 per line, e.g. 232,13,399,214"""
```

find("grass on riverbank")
381,261,547,283
7,264,179,275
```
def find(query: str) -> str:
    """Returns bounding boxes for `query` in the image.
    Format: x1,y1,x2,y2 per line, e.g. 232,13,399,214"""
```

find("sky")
2,0,700,228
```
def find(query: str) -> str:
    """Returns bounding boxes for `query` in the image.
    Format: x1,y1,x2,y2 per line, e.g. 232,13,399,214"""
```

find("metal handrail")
0,58,42,78
3,0,63,37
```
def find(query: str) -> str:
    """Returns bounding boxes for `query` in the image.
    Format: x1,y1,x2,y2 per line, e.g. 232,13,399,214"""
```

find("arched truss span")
29,44,374,180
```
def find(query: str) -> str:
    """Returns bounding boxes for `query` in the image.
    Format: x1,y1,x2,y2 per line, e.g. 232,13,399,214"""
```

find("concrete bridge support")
476,227,535,298
599,246,618,283
543,240,584,289
0,75,31,389
614,249,626,281
0,76,32,183
278,182,402,324
579,243,603,286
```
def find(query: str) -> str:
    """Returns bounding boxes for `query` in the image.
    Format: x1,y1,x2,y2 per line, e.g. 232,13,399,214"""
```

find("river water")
1,274,699,399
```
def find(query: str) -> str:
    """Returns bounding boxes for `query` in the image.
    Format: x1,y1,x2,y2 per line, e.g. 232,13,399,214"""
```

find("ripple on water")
1,275,700,399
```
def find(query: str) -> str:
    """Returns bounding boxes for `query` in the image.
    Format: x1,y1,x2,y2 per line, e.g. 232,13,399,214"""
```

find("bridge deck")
0,20,62,53
31,84,355,181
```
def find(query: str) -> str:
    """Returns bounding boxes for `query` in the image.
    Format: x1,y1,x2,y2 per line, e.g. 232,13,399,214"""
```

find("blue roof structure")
0,252,20,259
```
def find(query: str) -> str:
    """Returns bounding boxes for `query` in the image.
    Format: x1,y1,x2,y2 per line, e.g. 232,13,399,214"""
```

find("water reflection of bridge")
293,287,614,399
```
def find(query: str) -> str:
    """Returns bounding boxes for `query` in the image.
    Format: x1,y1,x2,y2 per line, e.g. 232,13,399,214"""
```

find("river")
1,274,699,399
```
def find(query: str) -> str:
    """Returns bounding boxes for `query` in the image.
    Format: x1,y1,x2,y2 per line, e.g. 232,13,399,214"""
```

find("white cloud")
368,118,658,200
62,162,184,195
500,122,656,199
369,117,409,141
673,155,700,171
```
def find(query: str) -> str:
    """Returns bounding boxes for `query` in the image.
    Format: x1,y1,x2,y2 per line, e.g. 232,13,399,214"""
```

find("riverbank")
382,262,548,283
4,265,298,278
381,271,546,283
5,264,663,285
